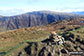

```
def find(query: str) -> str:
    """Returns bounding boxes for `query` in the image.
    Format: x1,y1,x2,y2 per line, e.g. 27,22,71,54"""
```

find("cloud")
55,8,84,12
0,9,29,16
0,8,84,16
0,0,84,16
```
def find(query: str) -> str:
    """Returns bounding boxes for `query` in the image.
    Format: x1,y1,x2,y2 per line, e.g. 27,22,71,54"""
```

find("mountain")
72,11,84,15
0,15,3,18
0,11,84,31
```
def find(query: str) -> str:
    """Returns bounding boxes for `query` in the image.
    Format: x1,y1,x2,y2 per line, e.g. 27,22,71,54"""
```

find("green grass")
2,35,49,56
0,28,50,50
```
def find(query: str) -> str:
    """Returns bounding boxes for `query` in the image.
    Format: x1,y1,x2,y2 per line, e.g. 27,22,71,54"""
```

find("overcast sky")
0,0,84,16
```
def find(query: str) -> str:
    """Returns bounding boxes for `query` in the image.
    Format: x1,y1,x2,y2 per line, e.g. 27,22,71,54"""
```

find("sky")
0,0,84,16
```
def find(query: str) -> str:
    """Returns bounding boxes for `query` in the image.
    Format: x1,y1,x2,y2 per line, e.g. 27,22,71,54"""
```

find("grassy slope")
0,26,51,56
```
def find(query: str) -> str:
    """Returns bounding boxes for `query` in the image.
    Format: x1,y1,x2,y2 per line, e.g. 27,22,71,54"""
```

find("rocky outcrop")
16,32,84,56
17,32,67,56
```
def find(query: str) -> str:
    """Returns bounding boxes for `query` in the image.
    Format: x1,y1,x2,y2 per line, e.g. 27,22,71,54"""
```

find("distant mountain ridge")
72,11,84,15
0,11,84,31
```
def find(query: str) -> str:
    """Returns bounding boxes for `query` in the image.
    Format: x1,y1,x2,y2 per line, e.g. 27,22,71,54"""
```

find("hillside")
0,18,84,56
0,11,84,31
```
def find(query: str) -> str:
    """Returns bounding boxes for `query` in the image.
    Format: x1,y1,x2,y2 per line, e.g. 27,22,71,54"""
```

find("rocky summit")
14,31,83,56
16,32,65,56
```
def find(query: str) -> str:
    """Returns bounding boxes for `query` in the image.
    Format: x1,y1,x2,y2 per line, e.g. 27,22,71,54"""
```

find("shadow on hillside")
0,52,6,56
